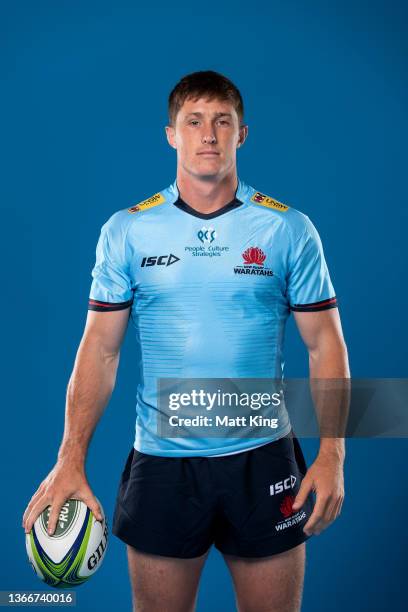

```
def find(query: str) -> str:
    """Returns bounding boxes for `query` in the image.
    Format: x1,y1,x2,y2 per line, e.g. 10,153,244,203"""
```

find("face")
165,97,248,180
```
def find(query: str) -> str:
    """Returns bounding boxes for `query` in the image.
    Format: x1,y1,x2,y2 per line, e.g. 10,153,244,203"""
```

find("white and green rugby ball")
26,498,108,588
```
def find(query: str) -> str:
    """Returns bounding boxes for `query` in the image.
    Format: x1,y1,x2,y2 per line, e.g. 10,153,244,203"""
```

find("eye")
217,120,230,126
188,120,200,126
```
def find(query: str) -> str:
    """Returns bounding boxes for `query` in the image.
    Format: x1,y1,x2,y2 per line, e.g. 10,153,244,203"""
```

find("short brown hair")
168,70,244,126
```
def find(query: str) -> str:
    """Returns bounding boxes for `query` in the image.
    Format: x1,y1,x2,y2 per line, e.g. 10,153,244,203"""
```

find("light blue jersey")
88,179,337,456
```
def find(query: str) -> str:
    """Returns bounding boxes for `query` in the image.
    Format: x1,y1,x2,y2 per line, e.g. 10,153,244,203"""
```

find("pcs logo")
141,254,180,267
198,227,217,244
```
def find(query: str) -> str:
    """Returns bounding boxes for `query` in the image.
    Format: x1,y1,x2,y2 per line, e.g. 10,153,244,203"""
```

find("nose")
202,133,217,144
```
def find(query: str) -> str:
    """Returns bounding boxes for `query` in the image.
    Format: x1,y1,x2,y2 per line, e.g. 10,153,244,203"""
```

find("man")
23,70,348,612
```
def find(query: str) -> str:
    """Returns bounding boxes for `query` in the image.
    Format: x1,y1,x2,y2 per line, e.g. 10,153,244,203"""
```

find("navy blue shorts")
112,430,314,558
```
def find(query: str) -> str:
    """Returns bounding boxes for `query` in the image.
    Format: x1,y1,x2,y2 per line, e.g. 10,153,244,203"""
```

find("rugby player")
23,71,349,612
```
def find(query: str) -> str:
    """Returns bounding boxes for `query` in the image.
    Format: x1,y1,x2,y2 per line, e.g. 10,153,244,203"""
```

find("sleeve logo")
251,192,289,212
128,192,166,213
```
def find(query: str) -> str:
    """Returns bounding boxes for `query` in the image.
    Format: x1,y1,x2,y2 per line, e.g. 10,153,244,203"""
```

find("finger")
303,493,332,535
78,492,103,522
47,499,68,536
312,504,336,535
327,495,343,523
24,497,51,535
313,509,336,535
305,512,328,536
308,494,342,535
337,495,344,517
292,477,314,511
23,485,46,528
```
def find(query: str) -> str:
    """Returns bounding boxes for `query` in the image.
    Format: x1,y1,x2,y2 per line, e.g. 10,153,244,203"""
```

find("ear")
237,124,248,148
165,125,177,149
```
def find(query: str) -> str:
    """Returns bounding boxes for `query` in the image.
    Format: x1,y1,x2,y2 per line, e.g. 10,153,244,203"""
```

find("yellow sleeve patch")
128,192,166,214
250,191,289,212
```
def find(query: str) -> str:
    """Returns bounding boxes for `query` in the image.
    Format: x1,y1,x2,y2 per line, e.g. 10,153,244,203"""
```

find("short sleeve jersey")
88,179,337,456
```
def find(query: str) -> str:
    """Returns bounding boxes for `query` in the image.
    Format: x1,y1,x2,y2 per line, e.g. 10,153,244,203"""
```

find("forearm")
309,340,350,462
57,334,120,467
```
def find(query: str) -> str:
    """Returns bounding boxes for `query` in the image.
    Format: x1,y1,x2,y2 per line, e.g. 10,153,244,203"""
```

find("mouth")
197,150,220,156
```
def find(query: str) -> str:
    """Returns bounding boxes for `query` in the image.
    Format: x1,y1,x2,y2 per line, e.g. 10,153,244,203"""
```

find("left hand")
292,453,345,536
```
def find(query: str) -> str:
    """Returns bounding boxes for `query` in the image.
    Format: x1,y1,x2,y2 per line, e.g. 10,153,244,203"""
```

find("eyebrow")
184,112,233,118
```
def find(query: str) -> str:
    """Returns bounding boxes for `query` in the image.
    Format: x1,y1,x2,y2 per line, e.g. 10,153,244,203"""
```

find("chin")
195,171,222,181
185,164,222,181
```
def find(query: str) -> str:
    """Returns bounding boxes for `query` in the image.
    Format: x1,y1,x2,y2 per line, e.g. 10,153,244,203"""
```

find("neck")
176,169,238,214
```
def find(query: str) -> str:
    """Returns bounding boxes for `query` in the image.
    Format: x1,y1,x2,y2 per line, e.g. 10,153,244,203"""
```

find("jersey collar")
169,178,248,220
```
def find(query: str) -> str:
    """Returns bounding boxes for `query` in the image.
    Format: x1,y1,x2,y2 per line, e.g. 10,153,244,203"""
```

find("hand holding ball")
26,498,108,588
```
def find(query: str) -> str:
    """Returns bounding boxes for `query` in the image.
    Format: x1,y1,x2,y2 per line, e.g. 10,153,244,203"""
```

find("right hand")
22,458,103,536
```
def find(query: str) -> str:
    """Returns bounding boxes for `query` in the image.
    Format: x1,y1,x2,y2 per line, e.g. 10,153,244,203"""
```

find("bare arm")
291,308,350,535
23,307,130,535
58,308,130,465
294,308,350,459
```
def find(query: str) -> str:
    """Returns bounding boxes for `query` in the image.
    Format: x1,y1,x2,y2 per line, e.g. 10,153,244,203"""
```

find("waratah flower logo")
242,247,266,266
280,495,295,518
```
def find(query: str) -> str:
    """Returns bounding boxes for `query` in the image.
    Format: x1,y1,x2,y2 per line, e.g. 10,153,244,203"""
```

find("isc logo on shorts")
269,475,297,496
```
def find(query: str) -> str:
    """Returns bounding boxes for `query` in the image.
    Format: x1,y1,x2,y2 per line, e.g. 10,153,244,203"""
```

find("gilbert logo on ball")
25,498,108,588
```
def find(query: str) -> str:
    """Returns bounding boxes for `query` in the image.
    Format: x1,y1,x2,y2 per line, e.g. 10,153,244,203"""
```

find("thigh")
127,545,209,612
223,542,306,612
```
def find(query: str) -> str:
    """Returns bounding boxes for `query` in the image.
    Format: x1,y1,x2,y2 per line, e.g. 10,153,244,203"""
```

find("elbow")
308,338,350,376
99,346,121,367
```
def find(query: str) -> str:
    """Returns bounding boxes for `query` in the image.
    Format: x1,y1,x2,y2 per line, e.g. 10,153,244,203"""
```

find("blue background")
1,0,407,610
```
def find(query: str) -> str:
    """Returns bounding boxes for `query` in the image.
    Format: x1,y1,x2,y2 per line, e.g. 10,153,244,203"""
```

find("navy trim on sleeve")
88,298,133,312
290,296,338,312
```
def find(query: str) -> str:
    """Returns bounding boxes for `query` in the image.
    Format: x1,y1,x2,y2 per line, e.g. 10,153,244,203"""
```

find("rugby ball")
25,498,108,588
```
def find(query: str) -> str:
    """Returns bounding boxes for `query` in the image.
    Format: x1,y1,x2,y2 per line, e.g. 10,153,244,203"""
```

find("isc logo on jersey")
141,254,180,267
25,498,108,588
251,192,289,212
